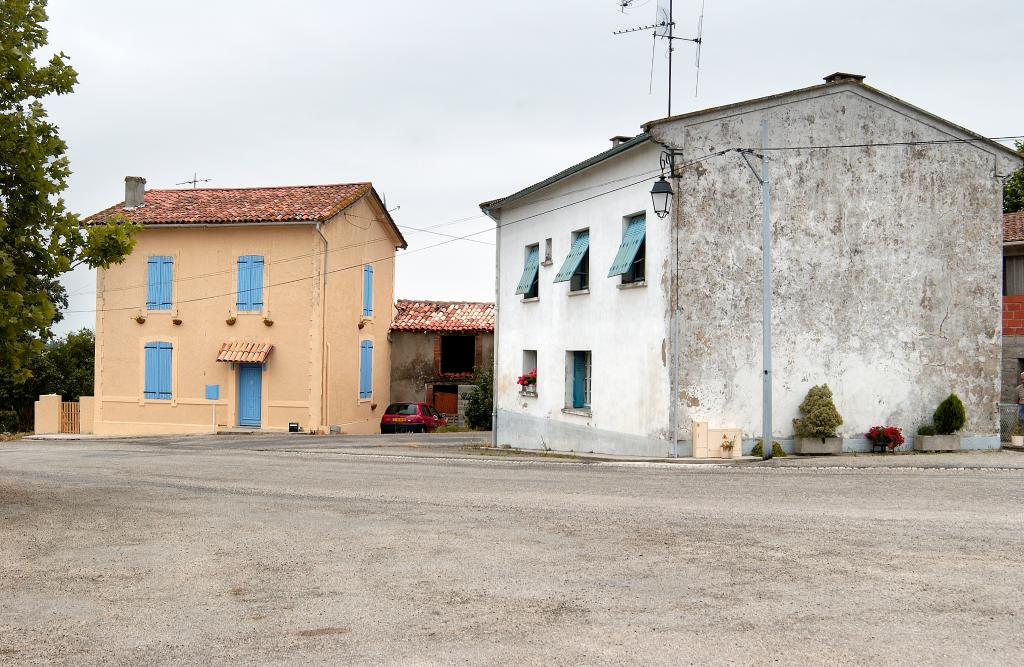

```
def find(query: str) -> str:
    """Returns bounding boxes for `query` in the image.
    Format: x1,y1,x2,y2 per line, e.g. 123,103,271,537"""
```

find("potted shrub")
793,384,843,454
914,394,965,452
865,426,904,453
751,439,785,457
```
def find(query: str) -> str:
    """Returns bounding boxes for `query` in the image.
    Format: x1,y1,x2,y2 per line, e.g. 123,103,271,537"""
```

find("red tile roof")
391,300,494,333
84,181,407,248
216,341,273,363
1005,212,1024,242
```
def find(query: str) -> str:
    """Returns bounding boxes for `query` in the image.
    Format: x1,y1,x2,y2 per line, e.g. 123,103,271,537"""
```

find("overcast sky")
45,0,1023,335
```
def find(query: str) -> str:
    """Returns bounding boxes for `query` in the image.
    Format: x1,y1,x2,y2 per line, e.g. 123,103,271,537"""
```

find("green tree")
0,328,94,430
0,1,139,383
464,365,493,431
1005,141,1024,214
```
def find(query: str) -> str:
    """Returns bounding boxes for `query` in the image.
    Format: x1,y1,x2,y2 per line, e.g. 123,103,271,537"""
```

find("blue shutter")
359,340,373,399
608,216,646,277
362,264,374,316
554,231,590,283
572,352,586,408
144,342,172,400
236,256,249,310
144,342,159,398
237,256,264,311
158,257,173,308
157,342,172,399
146,259,160,309
515,247,540,295
251,256,264,309
147,257,173,310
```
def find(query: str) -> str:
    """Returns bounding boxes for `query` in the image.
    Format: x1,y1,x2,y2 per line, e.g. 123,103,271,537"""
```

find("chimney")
823,72,865,84
610,135,634,147
124,176,146,209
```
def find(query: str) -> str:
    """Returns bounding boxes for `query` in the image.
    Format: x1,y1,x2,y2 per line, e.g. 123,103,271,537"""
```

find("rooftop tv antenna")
614,0,704,117
176,172,211,188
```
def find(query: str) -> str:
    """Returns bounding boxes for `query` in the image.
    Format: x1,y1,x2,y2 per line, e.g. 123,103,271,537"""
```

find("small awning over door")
217,340,273,363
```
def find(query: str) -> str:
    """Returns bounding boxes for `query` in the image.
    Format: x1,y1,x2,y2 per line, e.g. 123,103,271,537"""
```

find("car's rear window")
386,403,419,415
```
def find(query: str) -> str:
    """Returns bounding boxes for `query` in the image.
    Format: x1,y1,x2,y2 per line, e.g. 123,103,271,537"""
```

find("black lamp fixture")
650,175,673,219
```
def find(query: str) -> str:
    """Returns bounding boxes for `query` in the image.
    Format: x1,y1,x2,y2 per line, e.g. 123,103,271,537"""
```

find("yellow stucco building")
84,178,406,435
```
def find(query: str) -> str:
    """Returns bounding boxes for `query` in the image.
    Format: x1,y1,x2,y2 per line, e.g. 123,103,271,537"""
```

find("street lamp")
650,176,673,219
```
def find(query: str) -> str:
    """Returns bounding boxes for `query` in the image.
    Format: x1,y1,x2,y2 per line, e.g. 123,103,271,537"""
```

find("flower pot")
794,437,842,455
1012,435,1024,447
914,434,961,452
720,447,734,459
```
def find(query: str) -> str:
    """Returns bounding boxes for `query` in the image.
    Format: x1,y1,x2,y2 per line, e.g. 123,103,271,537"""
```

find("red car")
380,402,447,434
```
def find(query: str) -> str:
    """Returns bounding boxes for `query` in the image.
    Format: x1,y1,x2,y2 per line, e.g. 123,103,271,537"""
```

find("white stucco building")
481,73,1023,457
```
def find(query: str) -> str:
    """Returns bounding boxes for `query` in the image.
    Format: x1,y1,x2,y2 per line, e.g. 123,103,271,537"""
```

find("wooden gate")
433,387,459,418
60,402,80,434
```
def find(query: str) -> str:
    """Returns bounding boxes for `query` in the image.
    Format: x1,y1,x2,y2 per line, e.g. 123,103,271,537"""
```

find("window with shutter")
359,340,374,399
146,256,173,310
554,230,589,290
144,341,173,400
608,215,646,283
237,255,264,311
362,264,374,316
516,245,541,297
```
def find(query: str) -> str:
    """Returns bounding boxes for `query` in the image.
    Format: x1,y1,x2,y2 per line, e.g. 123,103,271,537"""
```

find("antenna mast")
614,0,704,117
176,172,211,189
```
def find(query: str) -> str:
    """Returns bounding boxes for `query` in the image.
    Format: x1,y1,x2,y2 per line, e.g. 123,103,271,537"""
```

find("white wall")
492,141,672,454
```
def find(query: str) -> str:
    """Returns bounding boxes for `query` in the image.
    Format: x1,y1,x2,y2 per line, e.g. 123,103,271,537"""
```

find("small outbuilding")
389,300,494,424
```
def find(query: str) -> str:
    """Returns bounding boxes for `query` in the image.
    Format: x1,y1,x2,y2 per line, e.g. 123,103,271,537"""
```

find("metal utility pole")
738,120,774,460
758,120,773,460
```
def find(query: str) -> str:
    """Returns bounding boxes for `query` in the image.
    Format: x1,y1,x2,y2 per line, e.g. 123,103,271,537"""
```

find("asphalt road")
1,436,1022,665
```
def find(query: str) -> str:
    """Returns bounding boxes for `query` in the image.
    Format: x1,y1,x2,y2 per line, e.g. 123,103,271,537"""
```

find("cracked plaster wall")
650,85,1018,439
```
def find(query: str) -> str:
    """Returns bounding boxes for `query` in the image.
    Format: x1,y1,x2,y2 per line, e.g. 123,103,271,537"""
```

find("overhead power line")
63,134,1023,314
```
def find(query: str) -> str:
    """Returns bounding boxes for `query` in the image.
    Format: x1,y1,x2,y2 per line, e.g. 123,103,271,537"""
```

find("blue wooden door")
238,364,262,427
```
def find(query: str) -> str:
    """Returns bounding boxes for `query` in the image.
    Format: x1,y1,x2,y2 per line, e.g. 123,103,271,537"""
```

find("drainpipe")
316,222,328,431
485,207,501,449
653,138,681,457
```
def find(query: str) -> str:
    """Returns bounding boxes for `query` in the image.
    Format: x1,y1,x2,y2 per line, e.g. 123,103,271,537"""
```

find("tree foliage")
464,365,493,431
933,393,966,435
0,328,94,430
1005,141,1024,214
792,384,843,439
0,1,138,383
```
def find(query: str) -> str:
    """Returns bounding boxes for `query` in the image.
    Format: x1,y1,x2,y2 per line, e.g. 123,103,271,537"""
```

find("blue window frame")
144,342,173,400
359,340,374,399
362,264,374,316
236,255,264,311
571,351,591,409
146,256,173,310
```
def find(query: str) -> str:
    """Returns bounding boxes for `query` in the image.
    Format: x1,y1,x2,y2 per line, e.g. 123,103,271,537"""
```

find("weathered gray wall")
650,83,1019,439
389,332,495,405
1001,335,1024,402
389,332,434,403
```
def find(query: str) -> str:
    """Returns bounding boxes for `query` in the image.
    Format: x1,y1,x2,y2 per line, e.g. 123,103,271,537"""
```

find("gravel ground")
1,437,1023,665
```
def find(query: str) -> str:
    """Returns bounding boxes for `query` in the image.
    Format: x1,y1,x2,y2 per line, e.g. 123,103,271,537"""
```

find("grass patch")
461,445,582,461
436,424,476,433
